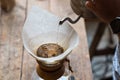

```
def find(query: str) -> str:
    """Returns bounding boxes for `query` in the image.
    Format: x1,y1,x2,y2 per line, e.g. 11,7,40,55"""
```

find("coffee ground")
37,43,64,58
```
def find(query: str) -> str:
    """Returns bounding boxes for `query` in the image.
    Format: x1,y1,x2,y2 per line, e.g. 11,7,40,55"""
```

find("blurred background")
68,0,117,79
86,20,117,80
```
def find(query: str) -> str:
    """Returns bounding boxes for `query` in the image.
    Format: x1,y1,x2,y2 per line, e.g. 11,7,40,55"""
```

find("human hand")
85,0,120,23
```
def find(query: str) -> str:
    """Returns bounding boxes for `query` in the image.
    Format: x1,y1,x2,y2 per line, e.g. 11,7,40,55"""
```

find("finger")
85,1,96,13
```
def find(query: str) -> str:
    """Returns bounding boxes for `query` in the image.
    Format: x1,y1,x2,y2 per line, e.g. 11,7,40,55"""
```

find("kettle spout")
59,15,82,25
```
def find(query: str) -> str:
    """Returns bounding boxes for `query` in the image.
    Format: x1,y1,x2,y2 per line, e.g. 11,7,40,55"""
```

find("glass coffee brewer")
22,6,79,80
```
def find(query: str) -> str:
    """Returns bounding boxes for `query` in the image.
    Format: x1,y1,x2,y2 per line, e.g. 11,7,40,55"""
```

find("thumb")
85,1,96,13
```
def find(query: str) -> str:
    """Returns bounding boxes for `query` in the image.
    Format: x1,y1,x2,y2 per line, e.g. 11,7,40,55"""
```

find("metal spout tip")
59,21,64,25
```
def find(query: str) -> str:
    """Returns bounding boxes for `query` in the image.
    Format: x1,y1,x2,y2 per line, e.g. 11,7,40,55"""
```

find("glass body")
31,66,72,80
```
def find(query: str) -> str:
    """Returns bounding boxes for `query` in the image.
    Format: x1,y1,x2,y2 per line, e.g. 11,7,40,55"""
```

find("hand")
85,0,120,23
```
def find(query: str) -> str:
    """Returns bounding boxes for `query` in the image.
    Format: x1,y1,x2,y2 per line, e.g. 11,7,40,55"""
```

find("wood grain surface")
0,0,93,80
0,0,24,79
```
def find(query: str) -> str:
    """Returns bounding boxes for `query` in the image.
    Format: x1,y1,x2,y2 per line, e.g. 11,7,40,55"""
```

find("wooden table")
0,0,93,80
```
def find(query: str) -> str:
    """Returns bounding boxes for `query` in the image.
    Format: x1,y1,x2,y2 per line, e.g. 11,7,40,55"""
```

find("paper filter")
22,6,79,65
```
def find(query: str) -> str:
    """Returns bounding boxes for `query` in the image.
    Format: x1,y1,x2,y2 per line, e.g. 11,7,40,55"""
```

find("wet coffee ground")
37,43,64,58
